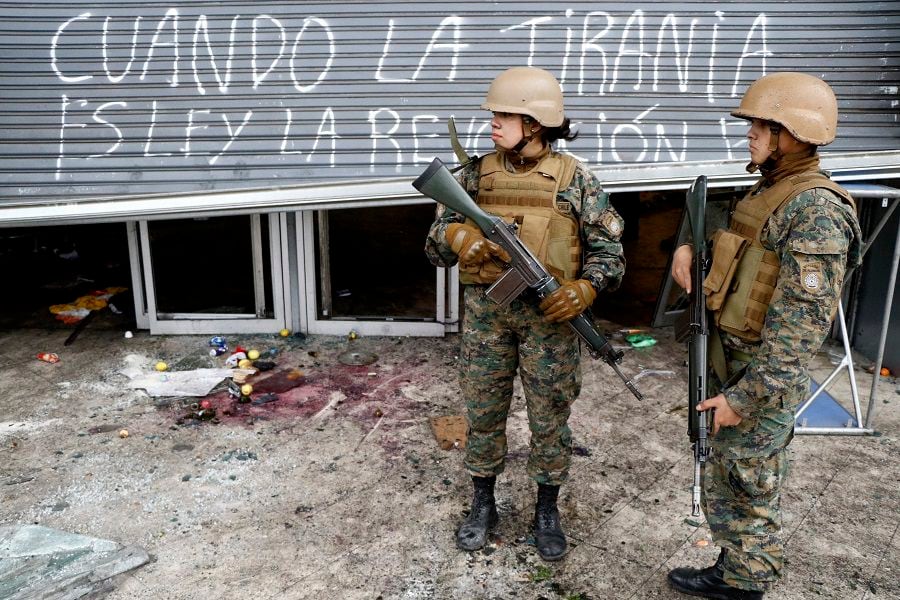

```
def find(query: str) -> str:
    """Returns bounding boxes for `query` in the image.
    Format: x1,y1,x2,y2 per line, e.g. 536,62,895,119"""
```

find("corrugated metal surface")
1,0,898,205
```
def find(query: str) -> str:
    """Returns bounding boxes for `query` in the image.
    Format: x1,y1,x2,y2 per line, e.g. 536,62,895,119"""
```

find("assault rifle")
413,157,643,401
674,175,711,517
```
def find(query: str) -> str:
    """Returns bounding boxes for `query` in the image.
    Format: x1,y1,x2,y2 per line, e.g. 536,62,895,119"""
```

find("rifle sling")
710,326,752,391
709,326,729,385
447,118,471,164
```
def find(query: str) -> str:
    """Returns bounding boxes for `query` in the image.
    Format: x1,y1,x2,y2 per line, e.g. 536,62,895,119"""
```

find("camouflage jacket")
424,151,625,294
715,177,862,457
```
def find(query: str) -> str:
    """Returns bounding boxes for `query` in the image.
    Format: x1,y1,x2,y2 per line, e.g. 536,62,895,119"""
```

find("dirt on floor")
0,321,897,600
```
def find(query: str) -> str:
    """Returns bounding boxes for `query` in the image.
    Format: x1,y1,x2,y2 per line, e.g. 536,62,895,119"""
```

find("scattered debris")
208,336,228,356
311,391,345,421
177,402,218,424
251,393,279,406
36,352,60,364
625,333,657,348
338,349,378,366
693,539,710,547
218,449,258,462
530,565,554,582
355,413,386,450
87,424,120,435
123,366,235,397
225,351,247,368
63,308,99,346
632,369,676,382
0,524,149,598
118,429,129,439
430,415,467,450
48,286,127,324
231,367,258,384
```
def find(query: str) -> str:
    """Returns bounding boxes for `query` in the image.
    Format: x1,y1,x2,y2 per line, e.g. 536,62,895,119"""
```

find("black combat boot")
667,548,764,599
456,476,498,551
533,483,567,561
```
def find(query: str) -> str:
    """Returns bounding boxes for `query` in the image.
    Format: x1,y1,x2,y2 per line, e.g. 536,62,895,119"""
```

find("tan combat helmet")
731,72,838,146
481,67,565,127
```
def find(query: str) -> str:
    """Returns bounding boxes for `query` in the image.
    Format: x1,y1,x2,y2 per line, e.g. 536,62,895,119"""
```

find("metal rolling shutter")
0,0,898,207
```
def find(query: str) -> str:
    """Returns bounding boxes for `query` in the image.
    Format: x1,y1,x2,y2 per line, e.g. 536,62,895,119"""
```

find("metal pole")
794,427,874,435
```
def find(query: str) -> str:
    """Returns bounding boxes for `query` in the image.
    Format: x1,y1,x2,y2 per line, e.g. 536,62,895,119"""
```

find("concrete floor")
0,321,897,599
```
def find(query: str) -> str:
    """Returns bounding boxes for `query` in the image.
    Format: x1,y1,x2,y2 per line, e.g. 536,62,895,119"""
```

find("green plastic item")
625,333,657,348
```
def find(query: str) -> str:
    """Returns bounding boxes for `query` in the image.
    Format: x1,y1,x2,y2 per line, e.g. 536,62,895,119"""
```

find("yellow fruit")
155,361,168,372
279,328,290,337
241,384,253,396
238,358,252,369
248,349,260,360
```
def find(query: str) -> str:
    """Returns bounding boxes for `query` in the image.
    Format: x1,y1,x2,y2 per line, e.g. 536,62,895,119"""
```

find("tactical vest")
460,152,580,284
703,172,855,342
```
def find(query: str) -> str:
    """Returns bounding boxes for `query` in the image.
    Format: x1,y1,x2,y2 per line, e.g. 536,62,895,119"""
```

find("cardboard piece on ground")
429,415,467,450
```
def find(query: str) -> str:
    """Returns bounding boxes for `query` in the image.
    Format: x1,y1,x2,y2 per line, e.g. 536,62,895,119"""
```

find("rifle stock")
414,157,643,401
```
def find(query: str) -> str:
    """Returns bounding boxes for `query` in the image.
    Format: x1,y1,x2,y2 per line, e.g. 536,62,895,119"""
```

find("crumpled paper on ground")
119,354,233,397
124,368,234,397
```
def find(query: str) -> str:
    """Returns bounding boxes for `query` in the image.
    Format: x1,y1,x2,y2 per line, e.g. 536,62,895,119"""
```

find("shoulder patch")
800,262,825,294
602,212,622,235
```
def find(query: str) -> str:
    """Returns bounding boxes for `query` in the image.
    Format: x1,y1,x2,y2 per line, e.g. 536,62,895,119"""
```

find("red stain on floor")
251,368,307,394
173,353,439,435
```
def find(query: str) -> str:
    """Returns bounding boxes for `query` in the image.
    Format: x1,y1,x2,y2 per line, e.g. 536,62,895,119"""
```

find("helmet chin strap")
746,122,782,173
508,117,539,160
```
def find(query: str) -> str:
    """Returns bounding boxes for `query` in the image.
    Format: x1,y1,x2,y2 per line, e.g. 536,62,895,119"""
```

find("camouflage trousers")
460,286,581,486
703,447,790,591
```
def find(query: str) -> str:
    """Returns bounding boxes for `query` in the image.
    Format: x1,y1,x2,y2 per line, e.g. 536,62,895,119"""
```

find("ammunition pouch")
702,170,855,343
461,152,580,284
703,229,749,311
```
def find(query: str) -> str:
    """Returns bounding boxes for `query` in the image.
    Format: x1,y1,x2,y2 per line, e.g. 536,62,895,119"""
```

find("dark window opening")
0,223,132,330
317,205,437,320
148,215,273,316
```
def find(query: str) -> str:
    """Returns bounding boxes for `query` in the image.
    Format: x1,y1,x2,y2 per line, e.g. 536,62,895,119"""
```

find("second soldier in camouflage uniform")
424,67,624,561
668,73,862,599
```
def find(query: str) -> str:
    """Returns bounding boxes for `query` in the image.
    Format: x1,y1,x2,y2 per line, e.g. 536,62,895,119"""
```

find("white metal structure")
794,302,870,435
296,209,456,338
133,214,291,335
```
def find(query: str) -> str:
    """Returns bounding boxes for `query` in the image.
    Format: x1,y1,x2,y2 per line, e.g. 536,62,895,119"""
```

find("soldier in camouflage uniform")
668,73,862,599
424,67,625,561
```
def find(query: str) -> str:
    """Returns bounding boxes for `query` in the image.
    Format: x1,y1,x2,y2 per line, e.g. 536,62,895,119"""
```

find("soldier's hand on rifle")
672,243,694,293
697,393,743,435
445,223,511,279
539,279,597,323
